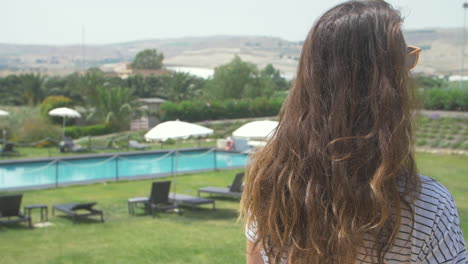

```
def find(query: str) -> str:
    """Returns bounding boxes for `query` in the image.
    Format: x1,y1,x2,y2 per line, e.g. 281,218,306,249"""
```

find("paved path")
419,110,468,118
416,147,468,155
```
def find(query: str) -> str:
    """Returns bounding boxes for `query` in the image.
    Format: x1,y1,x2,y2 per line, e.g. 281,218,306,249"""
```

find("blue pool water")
0,149,248,189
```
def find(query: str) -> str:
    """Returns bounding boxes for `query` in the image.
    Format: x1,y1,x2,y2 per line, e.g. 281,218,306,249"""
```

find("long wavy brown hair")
240,1,421,263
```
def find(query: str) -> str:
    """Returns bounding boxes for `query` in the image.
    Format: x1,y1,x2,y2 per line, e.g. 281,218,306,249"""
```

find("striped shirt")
246,175,467,263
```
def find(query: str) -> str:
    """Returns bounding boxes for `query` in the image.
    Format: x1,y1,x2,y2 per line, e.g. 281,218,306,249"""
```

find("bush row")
158,88,467,123
158,97,284,122
419,88,468,111
64,123,113,138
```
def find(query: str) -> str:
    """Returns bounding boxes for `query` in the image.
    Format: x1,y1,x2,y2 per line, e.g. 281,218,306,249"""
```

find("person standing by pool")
241,0,467,263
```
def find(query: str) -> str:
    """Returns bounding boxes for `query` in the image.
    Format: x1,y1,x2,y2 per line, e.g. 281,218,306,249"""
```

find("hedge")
158,88,467,123
64,123,113,138
419,88,468,111
158,97,284,122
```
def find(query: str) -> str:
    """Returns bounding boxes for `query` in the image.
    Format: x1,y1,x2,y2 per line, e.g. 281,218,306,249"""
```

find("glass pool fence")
0,148,248,190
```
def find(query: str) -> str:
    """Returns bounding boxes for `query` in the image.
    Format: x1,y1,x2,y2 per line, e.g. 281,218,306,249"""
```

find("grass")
0,152,466,263
0,169,245,264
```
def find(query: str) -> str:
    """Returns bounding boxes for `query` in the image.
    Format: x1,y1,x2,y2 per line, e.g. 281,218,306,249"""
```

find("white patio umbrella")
232,120,278,140
144,120,214,142
144,120,214,204
0,110,9,146
48,107,81,139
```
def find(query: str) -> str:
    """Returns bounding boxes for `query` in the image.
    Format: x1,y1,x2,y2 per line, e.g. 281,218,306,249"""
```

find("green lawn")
0,153,466,264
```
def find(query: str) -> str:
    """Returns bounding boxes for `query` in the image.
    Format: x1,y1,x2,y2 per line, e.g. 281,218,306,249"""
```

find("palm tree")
89,86,139,130
0,75,23,105
80,70,106,107
20,73,45,105
164,72,204,102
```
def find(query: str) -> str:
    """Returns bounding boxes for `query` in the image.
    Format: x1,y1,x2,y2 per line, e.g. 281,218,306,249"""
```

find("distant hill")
0,28,464,77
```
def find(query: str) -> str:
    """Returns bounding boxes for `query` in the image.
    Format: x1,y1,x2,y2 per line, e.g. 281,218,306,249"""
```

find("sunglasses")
406,45,421,70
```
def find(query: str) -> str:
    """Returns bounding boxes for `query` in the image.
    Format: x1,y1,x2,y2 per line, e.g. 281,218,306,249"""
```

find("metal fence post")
171,151,174,176
115,155,119,181
55,160,59,188
213,148,217,171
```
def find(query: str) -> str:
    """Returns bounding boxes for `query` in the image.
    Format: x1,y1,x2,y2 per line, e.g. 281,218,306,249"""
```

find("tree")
144,75,166,97
0,75,23,105
204,56,259,99
261,64,289,91
43,75,68,97
203,56,286,99
125,74,165,98
40,96,74,124
162,72,205,102
20,73,45,105
88,86,139,130
76,69,106,106
131,49,164,70
413,75,446,89
243,74,274,98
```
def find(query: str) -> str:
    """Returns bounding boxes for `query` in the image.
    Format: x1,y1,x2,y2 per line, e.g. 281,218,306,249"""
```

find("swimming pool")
0,148,248,190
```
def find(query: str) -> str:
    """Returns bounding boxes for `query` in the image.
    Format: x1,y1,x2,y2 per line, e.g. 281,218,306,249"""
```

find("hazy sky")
1,0,465,45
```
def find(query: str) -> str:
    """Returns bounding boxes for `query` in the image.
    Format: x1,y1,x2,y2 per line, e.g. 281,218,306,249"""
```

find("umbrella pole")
62,117,66,140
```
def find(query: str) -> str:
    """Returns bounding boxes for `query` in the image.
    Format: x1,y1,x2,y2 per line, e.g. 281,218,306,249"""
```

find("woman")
240,1,467,263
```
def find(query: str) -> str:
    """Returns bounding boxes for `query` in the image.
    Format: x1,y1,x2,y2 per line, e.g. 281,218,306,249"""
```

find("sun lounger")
1,142,19,156
92,137,119,150
0,194,32,228
128,140,150,150
60,137,86,153
169,193,215,210
198,172,244,198
128,181,179,217
52,202,104,224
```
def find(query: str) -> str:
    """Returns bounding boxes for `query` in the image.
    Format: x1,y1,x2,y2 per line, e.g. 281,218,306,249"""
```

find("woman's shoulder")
409,175,467,263
415,174,456,210
408,174,458,226
404,175,466,259
400,174,456,221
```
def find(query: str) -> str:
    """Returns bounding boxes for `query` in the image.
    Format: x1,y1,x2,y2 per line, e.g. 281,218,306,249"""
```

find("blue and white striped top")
246,175,467,263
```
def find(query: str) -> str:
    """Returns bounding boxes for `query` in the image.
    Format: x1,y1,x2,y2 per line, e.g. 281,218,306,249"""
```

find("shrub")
40,96,74,125
64,123,113,138
460,141,468,150
158,97,284,122
415,139,427,146
165,138,176,145
14,118,62,143
451,142,462,149
438,140,451,148
420,88,468,111
430,140,441,148
416,133,427,138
